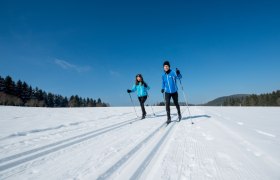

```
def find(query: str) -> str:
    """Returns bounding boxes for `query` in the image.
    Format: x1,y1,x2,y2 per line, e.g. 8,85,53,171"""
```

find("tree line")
220,91,280,106
0,75,109,107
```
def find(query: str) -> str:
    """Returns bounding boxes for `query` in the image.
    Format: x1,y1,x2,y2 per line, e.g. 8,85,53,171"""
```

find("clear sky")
0,0,279,106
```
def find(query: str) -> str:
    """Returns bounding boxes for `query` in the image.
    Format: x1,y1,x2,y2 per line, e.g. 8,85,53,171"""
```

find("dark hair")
135,74,147,87
163,61,170,67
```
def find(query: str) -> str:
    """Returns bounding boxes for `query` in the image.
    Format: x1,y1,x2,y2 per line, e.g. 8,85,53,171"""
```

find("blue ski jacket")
162,70,182,94
131,82,150,97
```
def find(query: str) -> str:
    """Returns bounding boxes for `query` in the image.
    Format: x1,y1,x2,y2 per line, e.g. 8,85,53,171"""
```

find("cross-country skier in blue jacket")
127,74,150,119
161,61,182,123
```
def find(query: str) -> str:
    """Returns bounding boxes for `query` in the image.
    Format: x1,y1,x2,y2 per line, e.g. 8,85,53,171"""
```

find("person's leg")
165,93,172,121
142,96,147,116
139,96,147,118
172,92,181,118
138,97,144,116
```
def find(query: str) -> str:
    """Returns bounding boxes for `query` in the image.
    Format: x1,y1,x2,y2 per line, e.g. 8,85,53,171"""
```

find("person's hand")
176,68,181,75
161,89,164,93
144,83,148,88
127,89,132,93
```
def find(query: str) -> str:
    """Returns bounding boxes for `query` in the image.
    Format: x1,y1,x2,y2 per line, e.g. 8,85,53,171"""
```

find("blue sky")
0,0,279,106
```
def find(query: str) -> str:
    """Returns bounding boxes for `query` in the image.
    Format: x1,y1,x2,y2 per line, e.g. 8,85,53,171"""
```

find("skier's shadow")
180,114,211,121
150,113,177,118
146,114,165,118
154,114,166,117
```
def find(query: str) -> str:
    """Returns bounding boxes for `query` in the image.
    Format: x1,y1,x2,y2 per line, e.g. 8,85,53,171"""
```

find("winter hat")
163,61,170,67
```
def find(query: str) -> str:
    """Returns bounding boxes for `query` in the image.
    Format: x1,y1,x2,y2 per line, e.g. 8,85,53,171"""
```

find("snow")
255,129,276,138
0,106,279,180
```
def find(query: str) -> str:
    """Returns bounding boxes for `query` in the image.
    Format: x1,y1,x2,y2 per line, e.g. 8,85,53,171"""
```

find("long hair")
135,74,147,86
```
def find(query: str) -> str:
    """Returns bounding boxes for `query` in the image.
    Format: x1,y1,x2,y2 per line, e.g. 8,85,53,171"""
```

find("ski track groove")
0,112,131,141
96,122,168,180
0,108,172,152
0,109,169,173
0,111,146,154
1,107,278,179
134,107,189,180
0,118,136,164
96,110,181,180
60,120,160,180
68,111,172,179
0,113,135,155
128,107,189,179
129,122,176,180
97,108,188,180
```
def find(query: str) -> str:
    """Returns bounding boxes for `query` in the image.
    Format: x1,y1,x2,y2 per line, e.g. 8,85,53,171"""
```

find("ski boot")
166,116,171,124
178,114,182,122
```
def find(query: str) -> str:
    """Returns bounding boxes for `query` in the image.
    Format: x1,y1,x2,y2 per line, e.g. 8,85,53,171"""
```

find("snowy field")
0,106,279,180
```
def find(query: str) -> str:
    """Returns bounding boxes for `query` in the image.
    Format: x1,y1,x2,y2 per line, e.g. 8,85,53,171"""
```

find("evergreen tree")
16,80,23,98
4,76,15,95
47,93,54,107
21,82,29,103
62,97,69,107
0,75,110,107
0,76,5,91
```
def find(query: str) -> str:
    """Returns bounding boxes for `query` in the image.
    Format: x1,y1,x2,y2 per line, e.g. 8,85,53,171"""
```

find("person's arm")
161,75,165,93
144,82,150,91
176,73,182,79
131,85,137,92
175,69,182,79
146,85,150,91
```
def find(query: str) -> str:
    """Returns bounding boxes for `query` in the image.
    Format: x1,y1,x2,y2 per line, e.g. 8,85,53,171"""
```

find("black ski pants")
138,96,147,116
165,92,181,119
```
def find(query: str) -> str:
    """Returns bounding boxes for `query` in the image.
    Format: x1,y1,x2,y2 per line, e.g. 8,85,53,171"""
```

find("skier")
161,61,182,124
127,74,150,119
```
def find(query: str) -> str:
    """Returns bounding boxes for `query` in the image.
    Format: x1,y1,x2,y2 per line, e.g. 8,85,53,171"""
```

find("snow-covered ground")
0,106,279,180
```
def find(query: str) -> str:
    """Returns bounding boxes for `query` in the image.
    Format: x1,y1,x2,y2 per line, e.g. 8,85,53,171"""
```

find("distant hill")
205,91,280,106
205,94,250,106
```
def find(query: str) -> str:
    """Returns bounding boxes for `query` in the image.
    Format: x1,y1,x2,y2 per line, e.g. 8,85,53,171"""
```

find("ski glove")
127,89,132,93
176,69,181,75
144,83,148,88
161,89,164,93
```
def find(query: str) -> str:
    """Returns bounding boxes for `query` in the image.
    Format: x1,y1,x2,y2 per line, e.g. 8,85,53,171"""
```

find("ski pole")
129,93,139,118
176,68,194,124
147,93,156,116
162,92,166,106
